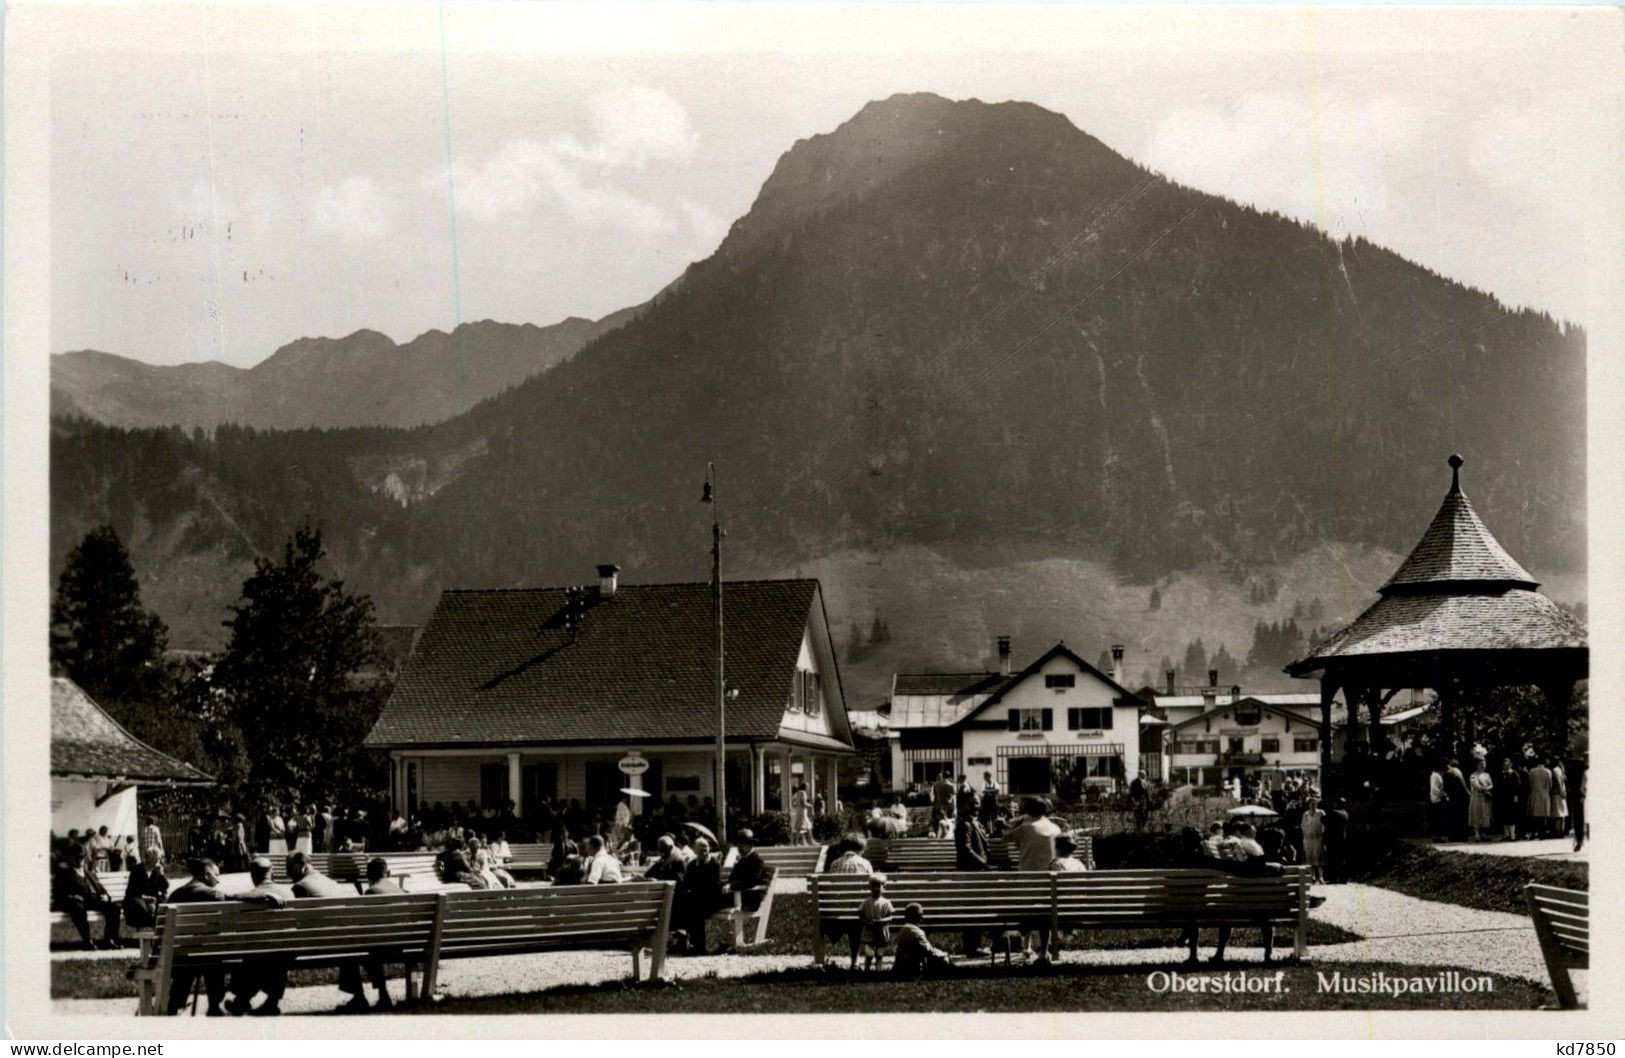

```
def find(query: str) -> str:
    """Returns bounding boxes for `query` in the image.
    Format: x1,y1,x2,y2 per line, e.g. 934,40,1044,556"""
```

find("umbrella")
681,821,718,844
619,787,651,798
1227,804,1278,818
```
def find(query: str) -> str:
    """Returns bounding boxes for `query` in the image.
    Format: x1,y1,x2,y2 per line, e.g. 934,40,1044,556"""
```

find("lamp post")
701,462,726,843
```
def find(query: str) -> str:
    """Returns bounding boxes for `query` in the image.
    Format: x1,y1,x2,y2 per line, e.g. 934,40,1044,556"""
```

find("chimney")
1208,668,1218,688
997,636,1012,677
1165,669,1176,695
596,563,620,598
1110,644,1125,687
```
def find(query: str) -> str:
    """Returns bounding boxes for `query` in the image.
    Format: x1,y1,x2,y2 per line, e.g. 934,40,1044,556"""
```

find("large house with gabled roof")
886,637,1144,795
365,568,854,825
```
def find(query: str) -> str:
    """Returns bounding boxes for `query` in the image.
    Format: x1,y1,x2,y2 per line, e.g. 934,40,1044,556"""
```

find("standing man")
931,772,956,823
953,813,990,957
1323,798,1351,884
979,771,1001,830
1129,775,1151,831
1526,757,1553,840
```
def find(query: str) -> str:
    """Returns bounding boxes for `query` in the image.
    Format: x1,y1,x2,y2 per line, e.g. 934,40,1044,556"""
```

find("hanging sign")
617,753,651,776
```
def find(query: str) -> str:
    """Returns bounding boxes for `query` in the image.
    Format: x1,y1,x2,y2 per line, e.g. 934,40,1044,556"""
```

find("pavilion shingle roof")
1381,456,1537,593
51,678,214,784
1290,456,1586,675
365,579,840,748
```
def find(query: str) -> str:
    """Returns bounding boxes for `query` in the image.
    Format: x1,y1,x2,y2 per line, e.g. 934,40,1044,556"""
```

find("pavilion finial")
1448,453,1463,493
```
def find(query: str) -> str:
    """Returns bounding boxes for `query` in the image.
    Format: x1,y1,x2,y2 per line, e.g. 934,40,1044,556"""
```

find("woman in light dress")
1468,759,1495,840
294,804,315,856
1551,760,1569,837
1299,796,1326,883
789,785,810,846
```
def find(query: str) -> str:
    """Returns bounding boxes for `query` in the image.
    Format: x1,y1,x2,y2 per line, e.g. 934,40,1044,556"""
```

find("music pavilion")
364,568,856,825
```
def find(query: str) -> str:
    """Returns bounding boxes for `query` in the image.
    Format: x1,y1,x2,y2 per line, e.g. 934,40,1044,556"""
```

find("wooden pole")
1318,678,1336,793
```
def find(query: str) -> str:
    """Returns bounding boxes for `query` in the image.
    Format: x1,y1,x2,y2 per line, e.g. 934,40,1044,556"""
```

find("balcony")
1216,752,1267,766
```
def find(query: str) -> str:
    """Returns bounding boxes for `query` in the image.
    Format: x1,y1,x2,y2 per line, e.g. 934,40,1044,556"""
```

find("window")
1260,737,1281,753
1007,708,1053,732
792,669,822,714
1227,737,1246,755
1044,673,1076,689
1173,739,1220,755
1236,706,1261,727
1293,738,1319,753
911,761,955,784
1066,707,1114,730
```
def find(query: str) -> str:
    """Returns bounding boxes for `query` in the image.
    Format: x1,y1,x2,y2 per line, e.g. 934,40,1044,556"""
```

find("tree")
211,527,385,802
1181,639,1209,683
51,525,170,708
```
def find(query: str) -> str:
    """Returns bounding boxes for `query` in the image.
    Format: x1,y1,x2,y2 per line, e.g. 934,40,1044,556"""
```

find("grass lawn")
1353,842,1587,916
398,962,1552,1014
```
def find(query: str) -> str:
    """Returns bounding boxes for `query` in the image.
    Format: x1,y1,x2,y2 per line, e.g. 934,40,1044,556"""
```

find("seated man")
122,845,171,930
676,837,723,955
52,842,121,950
223,857,292,1016
726,829,769,912
583,835,623,884
644,836,688,884
286,851,386,1013
165,858,231,1015
364,857,404,894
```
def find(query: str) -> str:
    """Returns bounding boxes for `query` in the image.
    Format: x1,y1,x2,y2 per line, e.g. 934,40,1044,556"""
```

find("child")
856,873,894,971
892,903,953,979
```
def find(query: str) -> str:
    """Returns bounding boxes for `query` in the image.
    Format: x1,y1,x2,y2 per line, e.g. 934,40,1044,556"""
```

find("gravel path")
1431,838,1587,863
53,880,1574,1017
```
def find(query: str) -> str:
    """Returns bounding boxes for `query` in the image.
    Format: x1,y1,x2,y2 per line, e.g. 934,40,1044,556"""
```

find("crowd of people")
1427,746,1586,847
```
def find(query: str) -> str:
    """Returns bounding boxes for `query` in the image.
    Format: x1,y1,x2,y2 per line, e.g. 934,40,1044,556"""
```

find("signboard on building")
617,753,650,776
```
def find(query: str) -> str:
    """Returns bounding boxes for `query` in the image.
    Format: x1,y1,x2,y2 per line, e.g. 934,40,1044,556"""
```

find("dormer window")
1236,704,1261,727
1044,674,1075,690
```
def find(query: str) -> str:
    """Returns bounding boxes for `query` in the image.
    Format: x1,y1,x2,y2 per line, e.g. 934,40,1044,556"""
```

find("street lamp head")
701,479,714,504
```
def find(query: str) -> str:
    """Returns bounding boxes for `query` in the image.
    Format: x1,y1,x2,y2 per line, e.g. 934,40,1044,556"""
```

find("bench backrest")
435,881,673,958
1525,883,1588,1009
160,892,444,971
266,853,336,883
752,847,824,877
329,852,441,883
812,866,1305,929
504,843,554,870
865,837,1092,871
90,871,131,904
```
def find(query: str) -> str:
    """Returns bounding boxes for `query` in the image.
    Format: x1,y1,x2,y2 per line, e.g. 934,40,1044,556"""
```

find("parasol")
619,787,651,798
1226,804,1279,818
681,821,718,844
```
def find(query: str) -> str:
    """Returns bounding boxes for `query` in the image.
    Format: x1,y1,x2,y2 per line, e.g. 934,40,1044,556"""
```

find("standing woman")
789,785,809,846
1300,796,1326,884
1494,758,1522,841
1468,760,1495,841
1550,758,1569,838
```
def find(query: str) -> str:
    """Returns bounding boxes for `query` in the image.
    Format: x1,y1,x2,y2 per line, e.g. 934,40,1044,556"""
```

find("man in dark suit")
726,829,769,912
954,814,991,956
166,859,230,1014
52,842,122,950
122,844,170,930
678,836,723,954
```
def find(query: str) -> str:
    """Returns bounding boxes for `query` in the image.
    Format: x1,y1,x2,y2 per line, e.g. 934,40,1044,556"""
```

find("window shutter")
1066,708,1079,729
1008,711,1021,732
1040,708,1053,731
1101,708,1113,729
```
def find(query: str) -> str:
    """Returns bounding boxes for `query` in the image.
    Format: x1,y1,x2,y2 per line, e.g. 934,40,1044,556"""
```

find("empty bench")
504,843,554,875
810,867,1309,965
1526,884,1588,1009
137,881,676,1015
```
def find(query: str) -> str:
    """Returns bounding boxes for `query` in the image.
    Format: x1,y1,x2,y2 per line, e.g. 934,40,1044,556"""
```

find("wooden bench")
328,852,442,888
753,846,827,878
504,843,554,875
863,837,1091,872
1525,884,1588,1009
810,867,1309,965
707,866,778,949
137,881,676,1015
50,870,134,932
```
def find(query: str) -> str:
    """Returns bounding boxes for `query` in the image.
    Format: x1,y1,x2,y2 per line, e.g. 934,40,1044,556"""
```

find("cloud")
312,175,398,241
552,85,700,169
443,87,702,237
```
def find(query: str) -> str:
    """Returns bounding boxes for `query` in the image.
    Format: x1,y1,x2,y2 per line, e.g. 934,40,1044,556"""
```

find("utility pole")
702,462,726,843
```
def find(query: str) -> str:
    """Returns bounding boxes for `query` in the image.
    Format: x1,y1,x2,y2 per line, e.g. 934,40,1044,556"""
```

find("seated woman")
551,840,585,885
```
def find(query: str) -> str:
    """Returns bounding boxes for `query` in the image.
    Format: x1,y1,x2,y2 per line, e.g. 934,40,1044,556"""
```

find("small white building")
888,639,1143,796
51,678,213,841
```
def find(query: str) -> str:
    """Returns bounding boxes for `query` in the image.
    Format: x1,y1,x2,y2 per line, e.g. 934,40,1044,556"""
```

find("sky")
34,3,1625,367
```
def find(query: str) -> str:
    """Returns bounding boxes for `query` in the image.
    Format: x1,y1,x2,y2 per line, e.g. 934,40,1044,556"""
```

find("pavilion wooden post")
1366,686,1386,755
1436,688,1455,764
1539,679,1575,753
1318,679,1337,792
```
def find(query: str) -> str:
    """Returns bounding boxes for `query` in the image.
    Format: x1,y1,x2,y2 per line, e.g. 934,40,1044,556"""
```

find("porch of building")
389,739,848,830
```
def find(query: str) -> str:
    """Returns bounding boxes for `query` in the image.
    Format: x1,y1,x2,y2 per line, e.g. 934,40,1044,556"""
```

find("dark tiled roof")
1381,462,1537,593
1291,589,1587,669
365,579,840,747
51,678,214,784
893,672,1012,698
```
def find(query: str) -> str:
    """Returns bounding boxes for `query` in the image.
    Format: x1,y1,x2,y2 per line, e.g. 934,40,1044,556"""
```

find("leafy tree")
211,527,385,802
50,525,169,708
